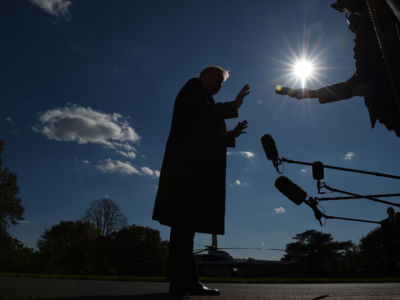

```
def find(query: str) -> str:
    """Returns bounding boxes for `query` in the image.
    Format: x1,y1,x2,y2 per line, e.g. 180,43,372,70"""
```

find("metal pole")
318,193,400,201
281,157,400,180
323,184,400,207
324,214,381,224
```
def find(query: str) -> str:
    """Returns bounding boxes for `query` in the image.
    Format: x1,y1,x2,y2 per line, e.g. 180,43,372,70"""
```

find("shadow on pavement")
36,293,189,300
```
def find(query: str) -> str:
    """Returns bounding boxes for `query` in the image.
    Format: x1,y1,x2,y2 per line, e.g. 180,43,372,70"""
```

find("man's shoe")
169,282,220,296
190,282,220,295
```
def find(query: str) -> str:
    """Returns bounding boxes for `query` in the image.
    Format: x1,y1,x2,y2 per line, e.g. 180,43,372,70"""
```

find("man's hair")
200,66,229,82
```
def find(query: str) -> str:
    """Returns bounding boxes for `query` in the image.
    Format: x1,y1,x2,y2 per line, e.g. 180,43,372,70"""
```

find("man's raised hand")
232,120,248,138
235,84,250,108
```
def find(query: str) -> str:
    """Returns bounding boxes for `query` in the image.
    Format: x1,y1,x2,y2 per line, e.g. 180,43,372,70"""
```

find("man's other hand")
235,84,250,108
232,120,248,138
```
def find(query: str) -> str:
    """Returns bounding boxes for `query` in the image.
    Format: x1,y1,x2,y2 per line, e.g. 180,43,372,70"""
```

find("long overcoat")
152,78,238,235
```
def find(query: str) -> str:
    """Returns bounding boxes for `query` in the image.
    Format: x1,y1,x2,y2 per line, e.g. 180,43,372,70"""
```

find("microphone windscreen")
275,176,307,205
275,85,292,95
261,134,279,162
312,161,324,180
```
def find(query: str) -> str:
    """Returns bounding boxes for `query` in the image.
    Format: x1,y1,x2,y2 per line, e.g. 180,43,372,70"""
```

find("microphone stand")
320,183,400,208
279,157,400,180
305,197,382,225
317,193,400,201
323,214,381,225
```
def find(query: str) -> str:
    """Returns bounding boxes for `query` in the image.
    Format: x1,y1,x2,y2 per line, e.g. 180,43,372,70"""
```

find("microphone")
261,134,279,164
275,85,292,95
275,176,307,205
312,161,324,180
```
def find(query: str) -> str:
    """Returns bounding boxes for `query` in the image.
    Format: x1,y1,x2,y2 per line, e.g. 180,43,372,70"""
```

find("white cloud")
343,152,355,161
94,160,159,178
30,0,72,18
96,159,140,175
35,104,140,159
17,220,32,224
274,207,286,214
82,160,90,165
227,151,255,159
300,168,307,173
230,179,248,188
141,166,160,178
260,242,265,246
5,117,15,125
117,151,136,159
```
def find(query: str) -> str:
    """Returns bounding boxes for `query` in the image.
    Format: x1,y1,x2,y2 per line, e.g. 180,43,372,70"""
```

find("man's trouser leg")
168,226,198,285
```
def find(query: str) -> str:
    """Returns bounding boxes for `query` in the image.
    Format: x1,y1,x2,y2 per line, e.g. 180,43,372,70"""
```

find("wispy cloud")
94,159,159,178
96,159,141,175
300,168,307,173
5,117,15,125
4,117,21,134
141,166,160,178
343,152,355,161
17,220,33,224
274,207,286,214
228,151,255,159
34,104,140,159
29,0,72,18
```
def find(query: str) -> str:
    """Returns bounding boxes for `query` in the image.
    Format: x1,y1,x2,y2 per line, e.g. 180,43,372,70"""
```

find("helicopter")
193,234,289,277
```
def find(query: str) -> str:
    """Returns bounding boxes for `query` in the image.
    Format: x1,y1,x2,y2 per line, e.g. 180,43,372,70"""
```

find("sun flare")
293,59,314,88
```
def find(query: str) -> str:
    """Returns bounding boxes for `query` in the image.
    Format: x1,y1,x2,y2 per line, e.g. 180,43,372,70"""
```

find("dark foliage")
0,229,34,272
35,220,168,275
37,220,97,274
110,225,169,276
352,227,388,275
0,140,24,232
282,230,354,275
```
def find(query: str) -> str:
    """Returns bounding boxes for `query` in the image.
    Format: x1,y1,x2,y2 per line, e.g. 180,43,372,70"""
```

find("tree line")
0,140,397,276
0,198,169,275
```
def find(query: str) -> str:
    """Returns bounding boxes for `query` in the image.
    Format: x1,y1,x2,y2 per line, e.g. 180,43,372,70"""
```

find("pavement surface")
1,277,400,300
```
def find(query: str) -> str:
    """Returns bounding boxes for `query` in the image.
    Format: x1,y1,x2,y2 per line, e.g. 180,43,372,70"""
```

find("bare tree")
83,198,128,238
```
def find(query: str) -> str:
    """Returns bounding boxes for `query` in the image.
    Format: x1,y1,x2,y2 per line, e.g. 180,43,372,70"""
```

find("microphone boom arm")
280,157,400,180
322,184,400,208
305,197,382,225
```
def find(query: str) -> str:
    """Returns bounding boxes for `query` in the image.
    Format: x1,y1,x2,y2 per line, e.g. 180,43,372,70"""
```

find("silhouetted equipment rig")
262,134,400,226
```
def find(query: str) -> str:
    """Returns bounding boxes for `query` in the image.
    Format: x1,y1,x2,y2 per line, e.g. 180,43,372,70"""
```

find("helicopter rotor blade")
217,247,285,251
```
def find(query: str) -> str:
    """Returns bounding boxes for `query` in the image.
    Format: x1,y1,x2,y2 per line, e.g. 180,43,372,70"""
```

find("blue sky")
2,0,400,260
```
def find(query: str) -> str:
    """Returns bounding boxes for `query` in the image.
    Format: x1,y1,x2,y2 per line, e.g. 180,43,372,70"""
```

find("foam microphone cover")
275,86,292,95
261,134,279,162
312,161,324,180
275,176,307,205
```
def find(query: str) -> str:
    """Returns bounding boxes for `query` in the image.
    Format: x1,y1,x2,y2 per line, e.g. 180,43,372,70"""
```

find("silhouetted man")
380,206,400,275
153,66,249,295
278,0,400,137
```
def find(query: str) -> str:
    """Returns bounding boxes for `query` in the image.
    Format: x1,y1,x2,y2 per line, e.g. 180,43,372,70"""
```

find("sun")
294,60,313,79
293,59,314,88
